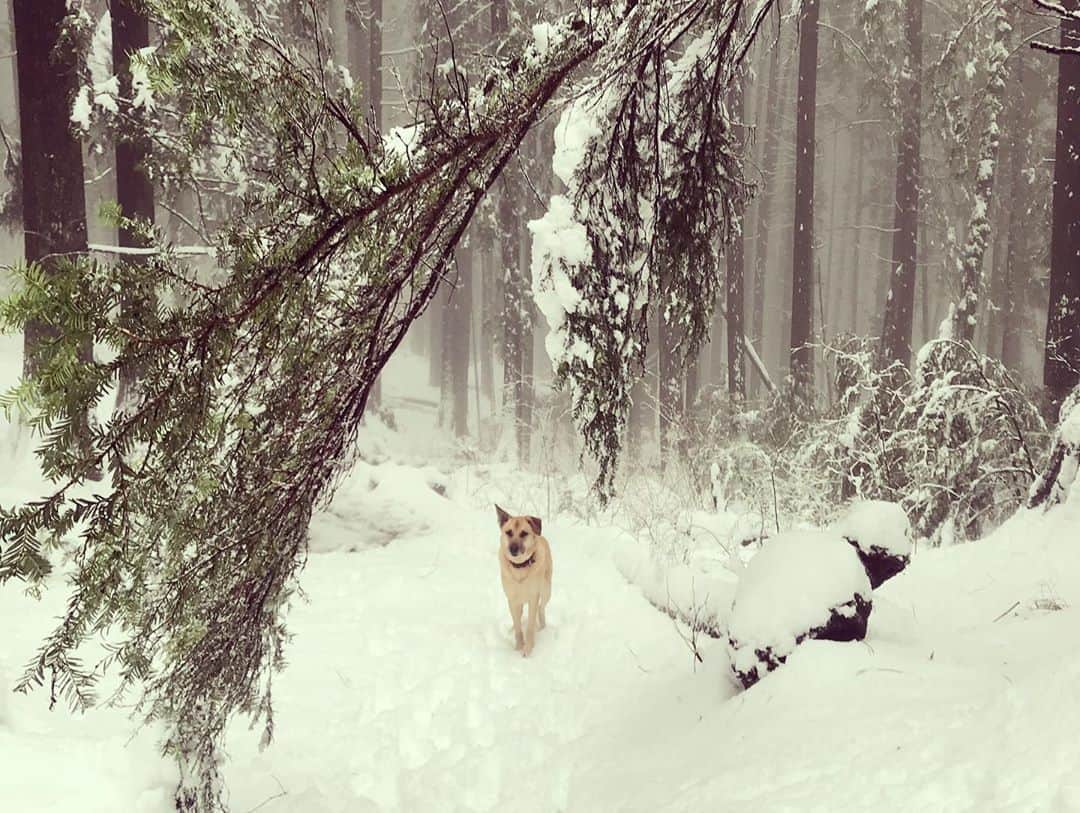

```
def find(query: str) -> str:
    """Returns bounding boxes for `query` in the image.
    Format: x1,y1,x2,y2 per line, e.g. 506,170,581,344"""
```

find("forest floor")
2,346,1080,812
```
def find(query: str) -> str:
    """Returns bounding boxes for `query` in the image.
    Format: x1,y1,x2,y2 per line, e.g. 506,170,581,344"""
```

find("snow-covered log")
831,500,912,588
726,531,872,689
1028,387,1080,511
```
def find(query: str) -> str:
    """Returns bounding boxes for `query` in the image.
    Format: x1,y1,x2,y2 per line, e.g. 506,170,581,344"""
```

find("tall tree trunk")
847,126,866,334
727,65,747,401
14,0,89,374
1045,7,1080,410
1001,29,1035,371
789,0,819,400
752,35,782,396
492,0,530,460
112,0,155,411
878,0,923,368
369,0,383,129
428,302,443,388
441,246,471,437
479,249,496,413
951,7,1009,343
516,217,534,463
13,0,97,474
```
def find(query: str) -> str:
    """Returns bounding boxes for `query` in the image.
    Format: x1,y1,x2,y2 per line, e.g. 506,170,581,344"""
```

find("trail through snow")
3,353,1080,811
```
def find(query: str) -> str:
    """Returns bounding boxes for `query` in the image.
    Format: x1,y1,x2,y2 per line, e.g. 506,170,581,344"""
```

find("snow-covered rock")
831,500,912,588
727,530,872,689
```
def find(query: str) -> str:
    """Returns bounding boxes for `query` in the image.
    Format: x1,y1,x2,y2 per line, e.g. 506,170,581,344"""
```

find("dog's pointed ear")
495,504,510,527
527,516,542,535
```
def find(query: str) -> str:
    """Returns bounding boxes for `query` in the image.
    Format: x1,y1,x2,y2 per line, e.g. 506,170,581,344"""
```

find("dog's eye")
506,530,513,536
519,530,528,538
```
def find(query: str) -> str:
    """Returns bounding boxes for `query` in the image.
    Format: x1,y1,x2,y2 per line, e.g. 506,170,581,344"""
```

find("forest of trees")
0,1,1078,810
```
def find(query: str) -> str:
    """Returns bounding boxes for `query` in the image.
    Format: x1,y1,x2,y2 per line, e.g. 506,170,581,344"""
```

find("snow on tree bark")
726,63,747,401
951,7,1011,344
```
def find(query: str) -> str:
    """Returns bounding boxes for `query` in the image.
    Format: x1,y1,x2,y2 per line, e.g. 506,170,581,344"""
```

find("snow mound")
614,536,737,638
727,530,871,686
832,500,911,557
309,462,450,552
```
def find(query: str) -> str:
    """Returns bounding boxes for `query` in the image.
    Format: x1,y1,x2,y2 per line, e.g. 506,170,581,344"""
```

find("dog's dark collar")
508,552,536,569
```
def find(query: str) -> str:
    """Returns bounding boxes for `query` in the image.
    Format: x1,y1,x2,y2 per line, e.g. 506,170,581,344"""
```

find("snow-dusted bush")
1029,386,1080,511
726,530,871,689
843,340,1046,545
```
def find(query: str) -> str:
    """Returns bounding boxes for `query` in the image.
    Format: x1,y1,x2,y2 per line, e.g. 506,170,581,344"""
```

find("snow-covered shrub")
844,340,1046,545
726,530,872,689
830,500,912,588
689,386,839,533
1029,385,1080,511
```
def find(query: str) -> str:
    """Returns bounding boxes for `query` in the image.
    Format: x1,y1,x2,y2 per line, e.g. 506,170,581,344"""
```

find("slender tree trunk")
369,0,383,129
879,0,923,368
1045,7,1080,409
657,291,682,465
516,217,534,462
789,0,819,400
14,0,89,375
429,302,443,388
112,0,155,411
752,36,782,396
951,7,1009,343
452,244,472,438
848,126,865,334
479,249,496,412
492,0,529,460
727,65,747,400
1001,30,1034,371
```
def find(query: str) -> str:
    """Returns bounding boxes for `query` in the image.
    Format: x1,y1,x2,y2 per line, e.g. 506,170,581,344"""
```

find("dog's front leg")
523,599,538,657
509,600,525,650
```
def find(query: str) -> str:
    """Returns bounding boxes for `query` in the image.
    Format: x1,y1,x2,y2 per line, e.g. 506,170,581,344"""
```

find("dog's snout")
509,542,522,557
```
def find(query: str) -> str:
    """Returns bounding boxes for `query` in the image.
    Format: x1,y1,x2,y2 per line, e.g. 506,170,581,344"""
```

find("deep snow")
2,347,1080,812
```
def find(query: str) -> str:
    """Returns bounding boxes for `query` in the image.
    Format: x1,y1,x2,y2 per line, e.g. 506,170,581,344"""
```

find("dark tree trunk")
878,0,923,368
727,66,747,401
1045,11,1080,409
790,0,819,400
111,0,155,411
14,0,89,375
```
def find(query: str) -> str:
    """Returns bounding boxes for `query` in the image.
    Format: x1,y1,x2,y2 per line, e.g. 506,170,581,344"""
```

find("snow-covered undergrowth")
3,353,1080,811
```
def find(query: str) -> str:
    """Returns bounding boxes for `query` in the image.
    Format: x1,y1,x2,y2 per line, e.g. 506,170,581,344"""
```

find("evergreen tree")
0,3,774,809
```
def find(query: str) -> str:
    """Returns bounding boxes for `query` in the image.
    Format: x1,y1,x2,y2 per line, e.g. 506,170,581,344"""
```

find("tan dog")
496,504,553,657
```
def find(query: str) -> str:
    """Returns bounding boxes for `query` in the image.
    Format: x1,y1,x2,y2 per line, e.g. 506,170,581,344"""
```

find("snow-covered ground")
3,349,1080,811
